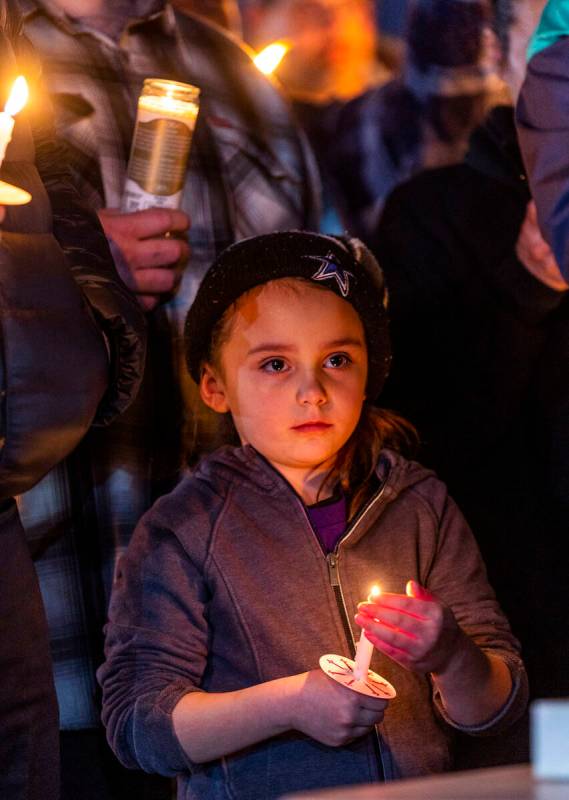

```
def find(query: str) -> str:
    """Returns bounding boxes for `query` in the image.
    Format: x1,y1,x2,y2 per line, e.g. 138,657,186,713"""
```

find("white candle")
0,77,29,169
353,584,381,680
0,113,15,167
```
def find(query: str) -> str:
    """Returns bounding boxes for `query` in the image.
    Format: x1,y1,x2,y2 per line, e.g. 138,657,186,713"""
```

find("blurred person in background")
514,0,569,698
374,0,569,721
0,1,145,798
242,0,398,231
245,0,396,103
377,0,409,37
324,0,506,243
18,1,319,797
517,0,569,281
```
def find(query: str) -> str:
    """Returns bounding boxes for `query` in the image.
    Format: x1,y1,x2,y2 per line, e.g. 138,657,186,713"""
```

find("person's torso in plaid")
18,0,320,728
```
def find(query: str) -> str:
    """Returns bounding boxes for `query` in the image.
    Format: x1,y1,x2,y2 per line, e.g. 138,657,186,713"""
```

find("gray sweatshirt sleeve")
98,505,211,775
416,481,529,735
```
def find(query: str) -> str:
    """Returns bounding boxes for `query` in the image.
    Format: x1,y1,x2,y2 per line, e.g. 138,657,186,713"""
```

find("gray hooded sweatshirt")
99,446,527,800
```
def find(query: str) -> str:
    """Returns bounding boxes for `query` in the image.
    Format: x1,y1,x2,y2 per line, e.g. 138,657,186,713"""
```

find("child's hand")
290,669,388,747
355,580,464,676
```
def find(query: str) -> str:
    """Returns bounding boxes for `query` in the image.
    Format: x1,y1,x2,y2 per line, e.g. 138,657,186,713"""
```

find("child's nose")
297,372,327,406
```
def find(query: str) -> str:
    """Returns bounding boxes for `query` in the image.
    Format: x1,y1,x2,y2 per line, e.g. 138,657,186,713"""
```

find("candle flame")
5,76,29,116
253,42,290,76
368,584,381,602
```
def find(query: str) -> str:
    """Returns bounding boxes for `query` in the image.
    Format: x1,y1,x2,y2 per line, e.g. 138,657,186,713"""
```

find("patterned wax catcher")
319,654,397,700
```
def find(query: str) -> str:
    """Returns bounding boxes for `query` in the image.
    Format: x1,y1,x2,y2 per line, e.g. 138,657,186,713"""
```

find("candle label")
122,112,197,212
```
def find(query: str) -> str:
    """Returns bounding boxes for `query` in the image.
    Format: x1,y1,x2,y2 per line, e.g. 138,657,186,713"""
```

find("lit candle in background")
353,584,381,680
253,41,290,75
122,78,200,213
0,76,29,169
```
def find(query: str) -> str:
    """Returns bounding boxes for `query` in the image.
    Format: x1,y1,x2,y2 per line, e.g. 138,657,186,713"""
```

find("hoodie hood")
192,443,434,513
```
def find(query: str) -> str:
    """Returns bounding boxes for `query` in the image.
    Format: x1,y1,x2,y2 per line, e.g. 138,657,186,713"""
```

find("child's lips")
291,421,333,432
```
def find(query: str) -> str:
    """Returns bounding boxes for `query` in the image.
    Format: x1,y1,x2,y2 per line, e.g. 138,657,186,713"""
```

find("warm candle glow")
138,92,199,122
353,583,382,681
368,584,381,602
0,76,30,171
5,76,29,116
0,180,31,205
253,42,290,76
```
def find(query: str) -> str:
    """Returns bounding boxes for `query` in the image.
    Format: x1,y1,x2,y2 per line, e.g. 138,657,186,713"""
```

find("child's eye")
324,353,352,369
261,358,289,373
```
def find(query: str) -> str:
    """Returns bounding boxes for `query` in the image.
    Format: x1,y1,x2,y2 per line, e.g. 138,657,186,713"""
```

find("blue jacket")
99,446,527,799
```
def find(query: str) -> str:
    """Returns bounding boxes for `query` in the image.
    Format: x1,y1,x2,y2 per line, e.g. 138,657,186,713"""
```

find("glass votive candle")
121,78,200,212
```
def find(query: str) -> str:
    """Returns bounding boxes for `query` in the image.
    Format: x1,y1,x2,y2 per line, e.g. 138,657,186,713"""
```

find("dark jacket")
0,0,146,500
0,5,144,798
374,105,569,698
99,445,527,800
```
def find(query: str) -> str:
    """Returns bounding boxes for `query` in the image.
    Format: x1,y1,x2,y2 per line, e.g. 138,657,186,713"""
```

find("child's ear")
199,363,230,413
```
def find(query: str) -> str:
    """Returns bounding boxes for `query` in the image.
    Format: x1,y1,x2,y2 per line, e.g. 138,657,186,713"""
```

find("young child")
99,232,527,798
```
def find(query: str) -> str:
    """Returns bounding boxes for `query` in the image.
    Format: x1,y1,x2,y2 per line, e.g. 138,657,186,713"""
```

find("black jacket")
375,106,561,469
375,105,569,699
0,1,146,499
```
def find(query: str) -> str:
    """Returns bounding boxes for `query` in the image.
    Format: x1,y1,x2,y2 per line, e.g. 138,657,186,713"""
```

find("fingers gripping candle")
121,78,200,212
353,584,381,680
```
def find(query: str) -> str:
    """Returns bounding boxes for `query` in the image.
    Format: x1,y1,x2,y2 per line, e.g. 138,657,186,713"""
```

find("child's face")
200,279,368,495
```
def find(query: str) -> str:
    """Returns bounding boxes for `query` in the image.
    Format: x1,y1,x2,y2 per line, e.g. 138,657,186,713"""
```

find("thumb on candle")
406,580,435,601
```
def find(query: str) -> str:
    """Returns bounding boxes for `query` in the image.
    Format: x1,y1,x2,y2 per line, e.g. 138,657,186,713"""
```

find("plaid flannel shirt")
18,0,319,729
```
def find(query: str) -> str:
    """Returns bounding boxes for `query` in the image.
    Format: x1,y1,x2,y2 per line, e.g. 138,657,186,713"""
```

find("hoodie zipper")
299,482,390,782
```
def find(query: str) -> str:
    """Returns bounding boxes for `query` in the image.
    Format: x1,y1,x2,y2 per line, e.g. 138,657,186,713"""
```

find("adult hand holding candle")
98,207,190,311
108,78,197,310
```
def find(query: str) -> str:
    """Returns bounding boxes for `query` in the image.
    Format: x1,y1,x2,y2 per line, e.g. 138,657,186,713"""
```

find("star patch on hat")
305,252,354,297
184,231,392,398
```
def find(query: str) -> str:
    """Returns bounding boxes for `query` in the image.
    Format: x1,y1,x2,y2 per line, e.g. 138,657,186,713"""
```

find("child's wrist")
430,627,473,682
271,672,308,733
